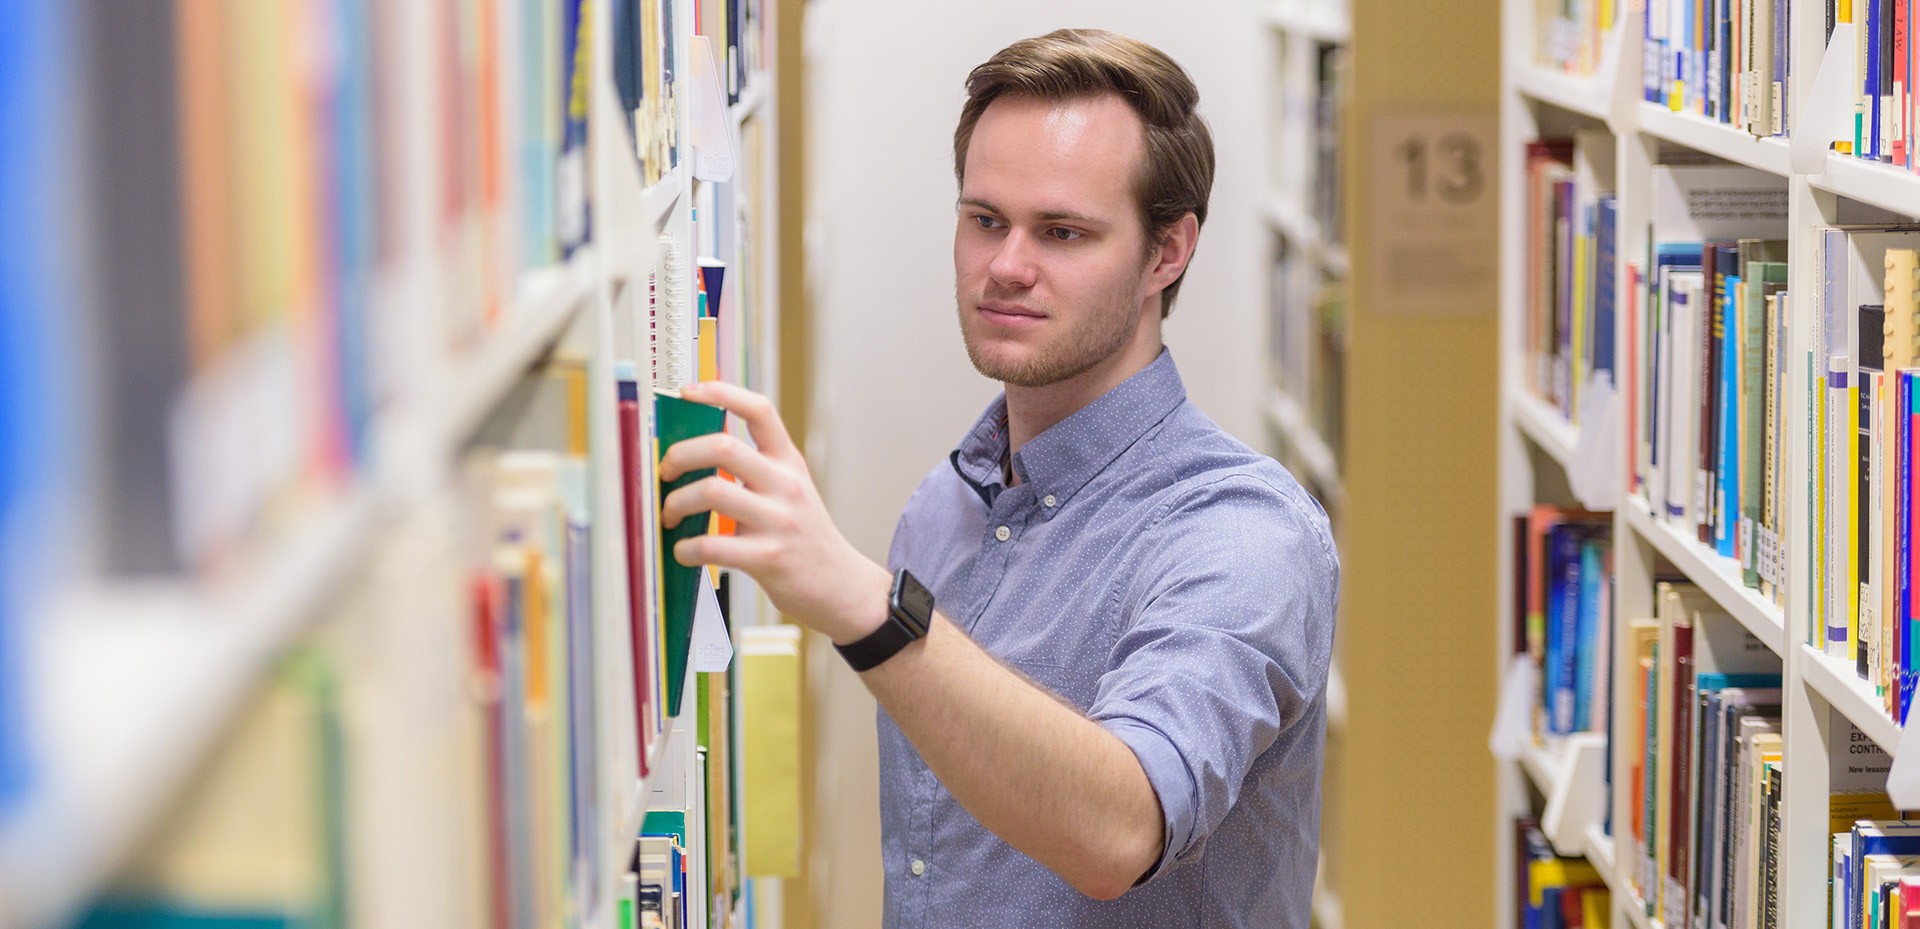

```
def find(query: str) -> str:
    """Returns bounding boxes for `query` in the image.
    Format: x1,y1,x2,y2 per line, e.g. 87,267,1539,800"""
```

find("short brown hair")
954,29,1215,318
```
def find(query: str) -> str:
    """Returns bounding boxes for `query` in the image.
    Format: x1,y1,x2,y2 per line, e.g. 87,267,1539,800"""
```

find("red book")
618,367,654,776
1897,0,1910,167
1666,622,1696,924
471,576,509,929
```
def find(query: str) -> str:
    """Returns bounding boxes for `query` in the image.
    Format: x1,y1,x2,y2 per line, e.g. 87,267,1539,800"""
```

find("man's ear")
1146,213,1200,294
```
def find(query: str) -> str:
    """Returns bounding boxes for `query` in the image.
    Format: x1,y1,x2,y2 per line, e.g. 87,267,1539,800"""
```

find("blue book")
1593,197,1619,377
1547,524,1586,734
76,905,296,929
1572,538,1605,732
528,0,564,263
1773,0,1790,135
1651,243,1706,476
1869,0,1883,161
564,507,599,913
0,0,73,810
1904,372,1919,723
332,0,375,468
559,0,592,255
1718,272,1741,558
1851,824,1920,929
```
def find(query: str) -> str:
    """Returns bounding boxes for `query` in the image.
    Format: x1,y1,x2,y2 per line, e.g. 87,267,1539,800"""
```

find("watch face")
893,570,935,637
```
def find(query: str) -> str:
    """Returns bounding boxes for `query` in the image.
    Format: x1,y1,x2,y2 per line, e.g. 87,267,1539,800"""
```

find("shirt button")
1043,494,1057,508
995,525,1011,542
910,858,927,876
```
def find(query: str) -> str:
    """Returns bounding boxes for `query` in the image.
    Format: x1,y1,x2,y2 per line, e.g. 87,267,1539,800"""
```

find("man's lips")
977,302,1046,324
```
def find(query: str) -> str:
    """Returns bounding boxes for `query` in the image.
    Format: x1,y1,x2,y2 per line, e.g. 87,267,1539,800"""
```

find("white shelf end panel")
1800,643,1903,753
1519,732,1607,857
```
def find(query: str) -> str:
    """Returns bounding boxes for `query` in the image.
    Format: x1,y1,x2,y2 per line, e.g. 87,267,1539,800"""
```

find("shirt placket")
905,486,1034,927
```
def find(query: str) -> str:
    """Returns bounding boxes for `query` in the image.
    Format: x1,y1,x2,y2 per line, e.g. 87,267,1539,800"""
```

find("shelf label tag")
691,572,734,672
1789,22,1861,173
1490,654,1538,761
1365,110,1498,316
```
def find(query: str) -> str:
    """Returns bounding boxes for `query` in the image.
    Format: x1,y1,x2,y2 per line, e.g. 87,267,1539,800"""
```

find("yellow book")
1581,888,1610,927
699,316,720,383
1527,858,1601,907
1882,249,1920,705
741,625,803,877
1851,374,1861,663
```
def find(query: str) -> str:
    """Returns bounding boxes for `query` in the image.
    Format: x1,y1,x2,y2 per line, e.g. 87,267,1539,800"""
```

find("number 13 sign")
1365,110,1499,316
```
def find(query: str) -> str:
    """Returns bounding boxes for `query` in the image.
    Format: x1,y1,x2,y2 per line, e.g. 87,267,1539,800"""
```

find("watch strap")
835,614,919,673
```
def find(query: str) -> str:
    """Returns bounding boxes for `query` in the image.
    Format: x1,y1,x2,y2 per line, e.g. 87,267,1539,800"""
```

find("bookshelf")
1498,0,1920,924
1264,1,1349,517
1263,6,1349,927
0,1,787,928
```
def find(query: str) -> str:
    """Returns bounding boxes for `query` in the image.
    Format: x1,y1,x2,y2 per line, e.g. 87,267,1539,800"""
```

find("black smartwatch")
836,569,935,672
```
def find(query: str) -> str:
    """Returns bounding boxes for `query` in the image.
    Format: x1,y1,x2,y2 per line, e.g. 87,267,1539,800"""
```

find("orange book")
175,0,237,370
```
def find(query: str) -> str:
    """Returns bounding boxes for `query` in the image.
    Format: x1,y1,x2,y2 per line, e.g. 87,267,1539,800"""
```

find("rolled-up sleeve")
1089,474,1338,882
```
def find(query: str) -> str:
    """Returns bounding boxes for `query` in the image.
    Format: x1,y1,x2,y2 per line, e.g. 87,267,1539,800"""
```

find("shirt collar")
949,349,1188,510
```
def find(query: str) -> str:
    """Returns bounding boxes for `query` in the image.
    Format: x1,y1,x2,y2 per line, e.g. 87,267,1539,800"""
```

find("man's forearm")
858,613,1165,900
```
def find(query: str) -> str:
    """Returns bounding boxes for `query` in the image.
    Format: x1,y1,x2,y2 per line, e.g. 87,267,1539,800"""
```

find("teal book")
655,391,726,716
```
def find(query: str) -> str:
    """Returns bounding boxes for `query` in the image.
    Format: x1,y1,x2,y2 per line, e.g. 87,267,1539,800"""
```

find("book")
617,363,659,772
655,391,727,717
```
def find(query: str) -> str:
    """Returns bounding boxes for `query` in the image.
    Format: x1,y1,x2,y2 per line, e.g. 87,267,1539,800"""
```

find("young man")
660,29,1338,927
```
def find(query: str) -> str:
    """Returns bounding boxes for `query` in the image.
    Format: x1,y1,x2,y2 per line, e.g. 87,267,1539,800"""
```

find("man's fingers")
661,475,782,530
658,432,783,488
680,381,800,462
673,533,776,570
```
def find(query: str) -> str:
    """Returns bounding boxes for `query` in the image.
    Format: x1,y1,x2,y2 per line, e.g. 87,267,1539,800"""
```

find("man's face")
954,93,1157,388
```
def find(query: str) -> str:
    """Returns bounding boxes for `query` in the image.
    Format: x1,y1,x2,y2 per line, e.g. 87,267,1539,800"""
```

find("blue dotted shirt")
880,350,1340,928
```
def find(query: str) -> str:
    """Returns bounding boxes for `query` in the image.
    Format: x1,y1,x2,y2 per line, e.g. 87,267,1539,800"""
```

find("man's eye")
973,215,1001,230
1048,227,1083,242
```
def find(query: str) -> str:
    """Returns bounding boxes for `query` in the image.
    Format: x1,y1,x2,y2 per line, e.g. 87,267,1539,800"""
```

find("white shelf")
1519,741,1564,795
1262,0,1350,43
1511,63,1613,122
1620,499,1787,656
1800,644,1903,753
0,251,601,929
430,251,600,452
1635,105,1794,177
1624,896,1658,929
1263,195,1350,277
642,166,685,227
1509,388,1579,476
730,77,768,127
1809,153,1920,218
1583,823,1615,887
0,491,382,929
1519,733,1608,857
1262,386,1345,506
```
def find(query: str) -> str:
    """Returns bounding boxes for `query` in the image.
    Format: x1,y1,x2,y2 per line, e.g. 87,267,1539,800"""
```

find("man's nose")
987,229,1039,288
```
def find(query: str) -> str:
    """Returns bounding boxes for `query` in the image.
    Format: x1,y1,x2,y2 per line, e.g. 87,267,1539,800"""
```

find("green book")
1737,241,1787,590
655,391,728,717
